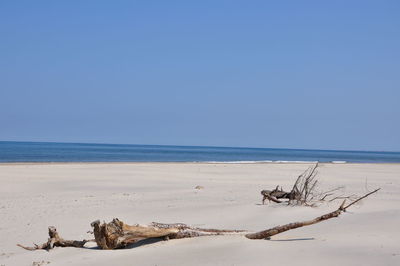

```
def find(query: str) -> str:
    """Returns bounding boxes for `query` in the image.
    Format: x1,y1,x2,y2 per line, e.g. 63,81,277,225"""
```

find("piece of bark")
17,226,88,251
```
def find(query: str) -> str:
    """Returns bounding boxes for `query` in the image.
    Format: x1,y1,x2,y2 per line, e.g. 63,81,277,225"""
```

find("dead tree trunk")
91,219,246,249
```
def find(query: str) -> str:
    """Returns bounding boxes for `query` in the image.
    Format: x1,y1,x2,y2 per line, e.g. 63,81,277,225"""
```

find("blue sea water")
0,141,399,163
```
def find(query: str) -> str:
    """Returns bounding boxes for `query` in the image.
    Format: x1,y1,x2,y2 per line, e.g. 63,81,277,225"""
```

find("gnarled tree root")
17,226,89,251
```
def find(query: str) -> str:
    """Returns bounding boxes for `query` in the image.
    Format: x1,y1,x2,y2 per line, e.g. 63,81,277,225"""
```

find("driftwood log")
90,219,245,249
18,188,380,250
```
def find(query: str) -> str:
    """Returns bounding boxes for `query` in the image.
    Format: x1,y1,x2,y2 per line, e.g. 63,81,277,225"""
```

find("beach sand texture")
0,162,399,265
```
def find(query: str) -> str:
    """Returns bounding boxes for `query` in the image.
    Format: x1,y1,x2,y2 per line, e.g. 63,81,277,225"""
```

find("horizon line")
1,140,399,154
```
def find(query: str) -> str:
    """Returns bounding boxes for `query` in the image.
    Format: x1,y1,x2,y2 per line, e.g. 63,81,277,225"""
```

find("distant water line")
0,141,400,163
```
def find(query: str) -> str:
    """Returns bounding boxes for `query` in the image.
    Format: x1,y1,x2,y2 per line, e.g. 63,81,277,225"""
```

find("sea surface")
1,141,400,163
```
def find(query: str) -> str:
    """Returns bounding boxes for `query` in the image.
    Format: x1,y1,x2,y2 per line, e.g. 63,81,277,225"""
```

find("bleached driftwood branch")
248,188,380,239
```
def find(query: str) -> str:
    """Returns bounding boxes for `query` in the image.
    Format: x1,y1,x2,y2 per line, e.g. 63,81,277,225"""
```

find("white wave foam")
204,160,272,164
274,160,319,163
203,160,319,164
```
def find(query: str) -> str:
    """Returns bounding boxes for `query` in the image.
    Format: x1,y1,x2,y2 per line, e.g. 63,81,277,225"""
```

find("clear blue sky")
1,1,399,151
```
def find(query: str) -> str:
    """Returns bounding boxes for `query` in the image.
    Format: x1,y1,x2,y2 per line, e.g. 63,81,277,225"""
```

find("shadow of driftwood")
269,237,315,241
85,236,315,250
122,238,165,249
85,237,165,250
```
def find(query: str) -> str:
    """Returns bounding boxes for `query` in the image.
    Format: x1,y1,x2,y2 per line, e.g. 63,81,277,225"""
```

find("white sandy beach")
0,162,399,266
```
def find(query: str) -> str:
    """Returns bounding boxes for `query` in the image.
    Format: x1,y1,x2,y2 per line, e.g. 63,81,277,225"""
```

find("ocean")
0,141,399,163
